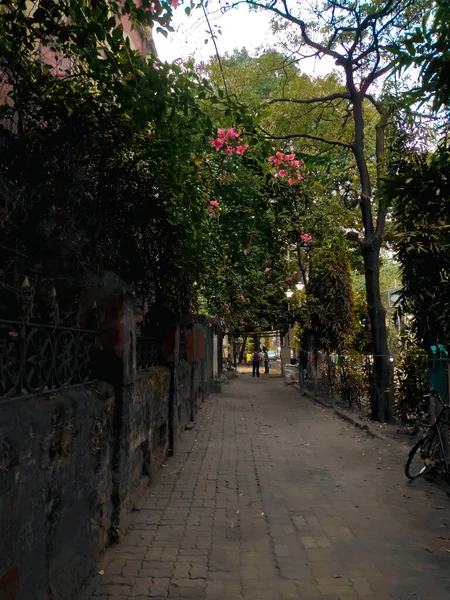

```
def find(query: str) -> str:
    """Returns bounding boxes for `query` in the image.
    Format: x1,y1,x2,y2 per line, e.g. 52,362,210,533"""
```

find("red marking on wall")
0,566,19,600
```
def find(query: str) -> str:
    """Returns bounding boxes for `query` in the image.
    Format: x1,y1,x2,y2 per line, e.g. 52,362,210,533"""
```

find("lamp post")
285,289,294,318
282,289,295,376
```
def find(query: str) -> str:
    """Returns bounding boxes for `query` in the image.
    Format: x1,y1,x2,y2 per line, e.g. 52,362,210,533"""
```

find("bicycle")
405,391,450,480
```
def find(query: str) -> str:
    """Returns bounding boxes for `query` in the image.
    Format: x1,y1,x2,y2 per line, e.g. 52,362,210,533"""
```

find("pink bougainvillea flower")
299,159,305,166
276,151,285,159
297,172,304,181
171,0,180,8
291,160,300,167
211,137,224,151
227,309,230,314
235,144,249,155
272,159,282,167
210,200,220,207
205,274,210,278
285,276,292,281
286,153,295,160
152,61,158,70
293,271,297,275
238,295,245,300
239,249,242,252
218,128,225,137
265,267,270,272
267,156,275,162
226,146,233,156
226,127,239,139
240,319,245,325
243,249,248,255
279,170,287,178
288,178,296,185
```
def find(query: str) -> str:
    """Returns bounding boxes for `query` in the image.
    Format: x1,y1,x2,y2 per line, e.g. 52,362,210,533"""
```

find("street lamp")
286,289,294,298
295,282,304,291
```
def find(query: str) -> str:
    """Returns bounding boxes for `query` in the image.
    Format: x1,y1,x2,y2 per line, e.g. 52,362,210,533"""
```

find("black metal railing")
136,336,160,371
0,319,96,399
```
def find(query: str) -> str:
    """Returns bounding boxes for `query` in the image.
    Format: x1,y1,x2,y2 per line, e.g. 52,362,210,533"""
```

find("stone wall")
0,314,219,600
0,382,116,600
175,360,192,436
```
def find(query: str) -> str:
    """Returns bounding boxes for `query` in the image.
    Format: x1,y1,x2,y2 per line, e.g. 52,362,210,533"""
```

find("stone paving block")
98,576,137,587
122,562,142,577
169,586,206,598
189,565,208,579
350,577,372,596
126,580,151,596
79,376,450,600
148,577,171,597
105,560,128,576
93,585,132,597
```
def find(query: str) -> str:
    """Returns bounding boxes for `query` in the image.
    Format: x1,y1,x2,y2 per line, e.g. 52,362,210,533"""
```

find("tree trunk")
363,240,394,422
352,92,393,422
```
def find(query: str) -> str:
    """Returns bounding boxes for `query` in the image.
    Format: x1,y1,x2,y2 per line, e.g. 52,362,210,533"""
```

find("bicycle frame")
430,392,450,473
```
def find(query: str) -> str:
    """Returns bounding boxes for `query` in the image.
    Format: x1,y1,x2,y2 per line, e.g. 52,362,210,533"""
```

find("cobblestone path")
80,374,450,600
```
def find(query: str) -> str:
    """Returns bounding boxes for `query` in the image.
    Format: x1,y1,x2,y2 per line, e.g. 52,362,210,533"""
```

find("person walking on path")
251,348,261,378
263,347,269,374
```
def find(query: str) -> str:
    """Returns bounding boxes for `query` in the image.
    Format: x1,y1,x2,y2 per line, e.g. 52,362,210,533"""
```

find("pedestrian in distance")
263,347,269,374
251,348,261,378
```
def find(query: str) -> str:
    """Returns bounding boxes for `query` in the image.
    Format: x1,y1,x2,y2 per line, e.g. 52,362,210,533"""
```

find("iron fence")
0,319,95,399
136,336,160,371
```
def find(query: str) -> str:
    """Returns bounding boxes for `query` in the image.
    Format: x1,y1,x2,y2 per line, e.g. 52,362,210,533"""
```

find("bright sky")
156,4,335,77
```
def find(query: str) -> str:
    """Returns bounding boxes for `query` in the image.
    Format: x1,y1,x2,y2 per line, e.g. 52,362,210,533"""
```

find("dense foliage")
304,239,354,353
389,143,450,348
0,0,297,331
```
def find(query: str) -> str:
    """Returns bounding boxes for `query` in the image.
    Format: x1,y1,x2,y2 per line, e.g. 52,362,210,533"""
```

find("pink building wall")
0,3,155,107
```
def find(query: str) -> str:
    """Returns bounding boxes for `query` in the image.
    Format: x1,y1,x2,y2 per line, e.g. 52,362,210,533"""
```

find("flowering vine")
267,151,305,185
211,128,249,156
208,200,221,217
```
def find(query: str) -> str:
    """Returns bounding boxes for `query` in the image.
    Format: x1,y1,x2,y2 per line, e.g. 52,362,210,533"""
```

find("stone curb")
299,387,406,451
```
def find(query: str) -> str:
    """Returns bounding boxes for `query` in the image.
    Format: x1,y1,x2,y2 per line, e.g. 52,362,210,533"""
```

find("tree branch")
361,60,397,93
202,2,229,98
257,126,353,149
266,92,351,106
232,0,345,63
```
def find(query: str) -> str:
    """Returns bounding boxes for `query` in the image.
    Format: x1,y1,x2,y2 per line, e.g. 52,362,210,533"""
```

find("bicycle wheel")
405,428,441,480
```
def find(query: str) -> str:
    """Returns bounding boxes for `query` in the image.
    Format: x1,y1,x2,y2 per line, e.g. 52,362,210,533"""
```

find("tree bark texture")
363,240,394,422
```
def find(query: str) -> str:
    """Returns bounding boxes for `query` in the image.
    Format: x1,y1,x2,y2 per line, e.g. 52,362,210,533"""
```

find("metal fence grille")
0,319,95,399
136,336,160,371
